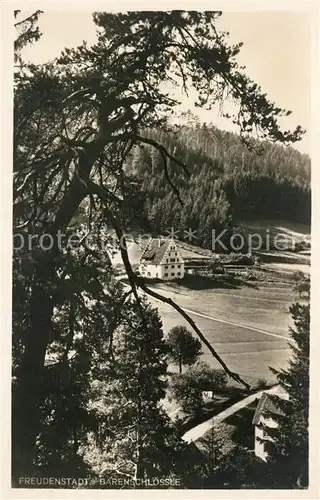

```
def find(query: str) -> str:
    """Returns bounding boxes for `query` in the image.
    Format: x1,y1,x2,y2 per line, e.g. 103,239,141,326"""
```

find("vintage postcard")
1,0,318,497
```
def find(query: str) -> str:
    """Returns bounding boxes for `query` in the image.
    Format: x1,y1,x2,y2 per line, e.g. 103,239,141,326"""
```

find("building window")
164,265,168,269
175,252,177,256
171,265,175,268
171,273,175,277
170,258,175,262
164,273,168,277
177,272,181,276
177,264,181,269
147,272,151,277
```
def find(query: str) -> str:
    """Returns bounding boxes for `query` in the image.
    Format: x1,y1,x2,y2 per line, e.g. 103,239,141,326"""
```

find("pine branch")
86,179,250,390
135,134,191,205
136,134,190,177
14,11,43,28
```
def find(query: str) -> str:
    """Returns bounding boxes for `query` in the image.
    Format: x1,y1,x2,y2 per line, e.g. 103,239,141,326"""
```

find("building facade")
139,238,185,280
252,386,288,461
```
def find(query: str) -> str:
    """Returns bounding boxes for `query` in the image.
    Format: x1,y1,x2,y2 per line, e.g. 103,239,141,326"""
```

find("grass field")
238,220,310,242
145,280,295,387
113,220,310,387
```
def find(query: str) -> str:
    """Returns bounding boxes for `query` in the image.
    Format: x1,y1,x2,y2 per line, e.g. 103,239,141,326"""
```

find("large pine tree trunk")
12,152,94,480
134,366,145,484
12,264,54,480
134,459,145,483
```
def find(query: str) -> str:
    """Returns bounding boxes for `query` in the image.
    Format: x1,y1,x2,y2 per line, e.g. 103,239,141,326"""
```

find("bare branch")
79,194,95,244
136,134,190,177
137,281,250,389
14,11,43,28
86,179,250,390
107,289,133,360
158,148,184,205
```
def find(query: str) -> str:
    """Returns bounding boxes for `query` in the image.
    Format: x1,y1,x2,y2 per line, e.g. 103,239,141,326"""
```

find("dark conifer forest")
125,124,310,247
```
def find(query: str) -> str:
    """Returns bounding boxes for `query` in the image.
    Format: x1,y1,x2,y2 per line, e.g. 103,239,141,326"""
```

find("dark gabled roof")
252,392,284,425
140,238,172,265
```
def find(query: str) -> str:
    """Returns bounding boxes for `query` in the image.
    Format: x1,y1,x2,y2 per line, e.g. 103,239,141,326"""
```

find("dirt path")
182,385,279,443
119,278,290,341
182,308,289,341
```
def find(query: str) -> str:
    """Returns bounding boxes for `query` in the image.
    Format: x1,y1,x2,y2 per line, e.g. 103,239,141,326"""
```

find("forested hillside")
125,124,311,248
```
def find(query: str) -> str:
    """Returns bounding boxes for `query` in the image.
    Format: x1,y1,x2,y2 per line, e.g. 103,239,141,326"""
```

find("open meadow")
114,221,310,386
145,279,295,386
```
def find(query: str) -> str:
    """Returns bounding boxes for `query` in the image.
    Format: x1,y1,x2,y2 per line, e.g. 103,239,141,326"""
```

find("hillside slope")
125,124,311,249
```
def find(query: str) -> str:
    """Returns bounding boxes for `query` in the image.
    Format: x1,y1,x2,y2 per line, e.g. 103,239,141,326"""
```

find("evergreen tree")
83,298,183,482
14,10,43,64
12,232,126,479
261,274,310,488
200,423,264,488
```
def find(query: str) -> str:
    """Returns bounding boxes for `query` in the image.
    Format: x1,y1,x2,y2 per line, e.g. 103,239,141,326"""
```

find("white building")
139,238,185,280
202,391,214,403
252,386,288,461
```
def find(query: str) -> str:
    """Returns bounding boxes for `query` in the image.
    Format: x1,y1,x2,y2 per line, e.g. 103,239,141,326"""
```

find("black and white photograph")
2,2,317,494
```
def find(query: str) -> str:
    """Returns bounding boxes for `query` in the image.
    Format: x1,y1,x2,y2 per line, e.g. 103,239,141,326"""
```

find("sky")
21,10,311,154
